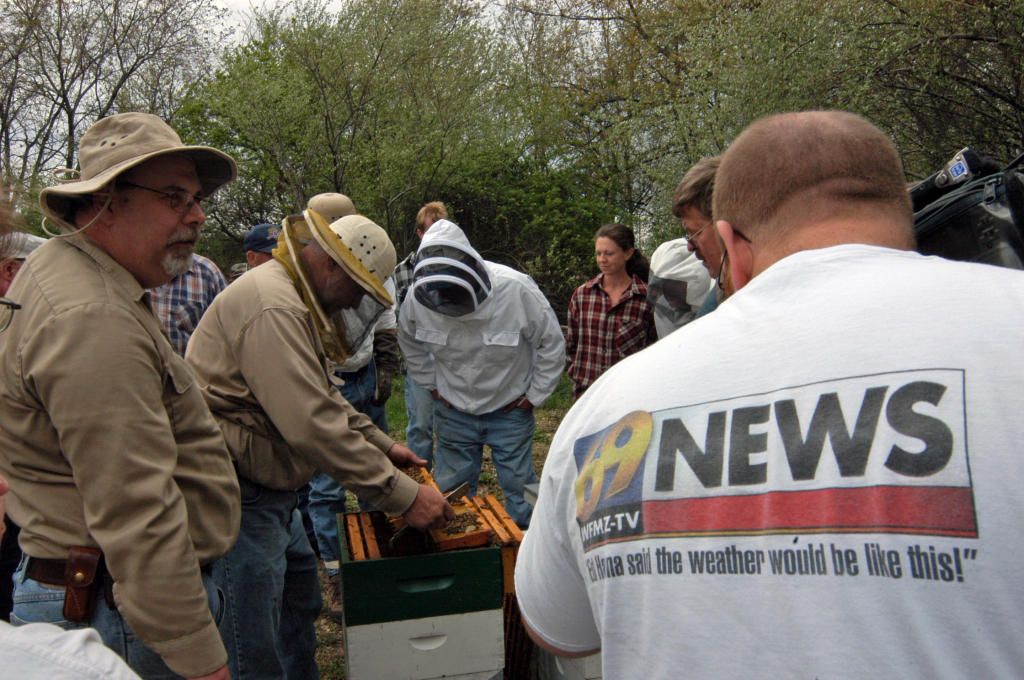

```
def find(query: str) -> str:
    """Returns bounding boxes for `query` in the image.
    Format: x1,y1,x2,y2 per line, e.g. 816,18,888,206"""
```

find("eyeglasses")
118,181,208,215
0,297,21,333
716,227,750,293
717,251,730,291
684,223,709,243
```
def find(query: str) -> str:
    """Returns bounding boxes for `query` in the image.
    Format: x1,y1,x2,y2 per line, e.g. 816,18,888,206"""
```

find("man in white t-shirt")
515,110,1024,679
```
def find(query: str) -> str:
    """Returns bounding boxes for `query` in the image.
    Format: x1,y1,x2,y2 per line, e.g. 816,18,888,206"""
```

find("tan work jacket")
185,259,418,515
0,234,240,678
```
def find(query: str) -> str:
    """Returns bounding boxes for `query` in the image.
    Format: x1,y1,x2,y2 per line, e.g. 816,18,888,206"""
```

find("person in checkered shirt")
566,223,657,400
149,253,226,356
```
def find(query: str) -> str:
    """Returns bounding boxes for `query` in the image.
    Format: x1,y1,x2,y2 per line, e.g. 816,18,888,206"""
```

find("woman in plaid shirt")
566,223,657,400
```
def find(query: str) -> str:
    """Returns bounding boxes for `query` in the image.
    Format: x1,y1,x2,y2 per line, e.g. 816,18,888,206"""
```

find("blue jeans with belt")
307,360,388,577
10,554,224,679
433,402,538,528
214,477,321,680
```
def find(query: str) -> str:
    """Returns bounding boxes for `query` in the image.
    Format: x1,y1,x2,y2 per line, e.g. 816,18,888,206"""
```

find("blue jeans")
433,403,537,528
11,554,224,679
214,478,321,680
405,373,436,467
307,361,388,577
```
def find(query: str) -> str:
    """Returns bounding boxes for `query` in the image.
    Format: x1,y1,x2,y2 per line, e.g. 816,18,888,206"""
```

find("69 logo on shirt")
574,410,654,549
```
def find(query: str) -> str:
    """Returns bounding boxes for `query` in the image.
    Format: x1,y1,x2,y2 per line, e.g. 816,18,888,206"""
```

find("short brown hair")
672,156,721,218
713,111,912,239
416,201,449,231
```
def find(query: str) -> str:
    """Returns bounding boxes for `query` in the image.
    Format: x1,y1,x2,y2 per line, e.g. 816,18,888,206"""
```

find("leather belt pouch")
63,546,102,623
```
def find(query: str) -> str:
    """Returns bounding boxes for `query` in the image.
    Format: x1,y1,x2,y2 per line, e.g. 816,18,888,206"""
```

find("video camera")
912,147,1024,270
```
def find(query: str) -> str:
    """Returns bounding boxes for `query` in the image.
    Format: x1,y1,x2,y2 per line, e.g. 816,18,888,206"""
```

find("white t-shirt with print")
516,244,1024,679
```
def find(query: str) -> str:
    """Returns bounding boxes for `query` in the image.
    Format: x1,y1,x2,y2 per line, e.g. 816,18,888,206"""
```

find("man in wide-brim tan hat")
0,112,241,680
185,207,453,679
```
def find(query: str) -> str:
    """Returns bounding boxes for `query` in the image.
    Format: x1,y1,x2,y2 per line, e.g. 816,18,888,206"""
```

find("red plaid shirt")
566,273,656,399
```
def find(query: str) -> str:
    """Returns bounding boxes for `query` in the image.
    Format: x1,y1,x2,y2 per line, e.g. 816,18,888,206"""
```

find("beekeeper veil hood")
647,238,713,336
274,208,396,363
411,219,491,317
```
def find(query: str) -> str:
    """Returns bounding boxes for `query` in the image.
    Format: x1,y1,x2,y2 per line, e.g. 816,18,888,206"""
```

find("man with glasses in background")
672,155,724,316
0,113,240,680
393,201,451,470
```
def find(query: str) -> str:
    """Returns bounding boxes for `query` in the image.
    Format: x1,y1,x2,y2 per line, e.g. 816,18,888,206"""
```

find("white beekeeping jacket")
333,277,397,374
398,220,565,415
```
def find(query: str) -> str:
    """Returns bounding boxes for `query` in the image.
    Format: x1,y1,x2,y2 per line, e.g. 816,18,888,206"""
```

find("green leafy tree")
183,0,618,303
865,0,1024,174
182,0,512,247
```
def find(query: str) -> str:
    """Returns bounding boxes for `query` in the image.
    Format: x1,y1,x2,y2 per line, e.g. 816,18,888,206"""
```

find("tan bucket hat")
307,193,356,223
39,112,237,231
305,209,395,307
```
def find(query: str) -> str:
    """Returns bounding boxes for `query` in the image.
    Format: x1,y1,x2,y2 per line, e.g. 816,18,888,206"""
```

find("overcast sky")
218,0,270,25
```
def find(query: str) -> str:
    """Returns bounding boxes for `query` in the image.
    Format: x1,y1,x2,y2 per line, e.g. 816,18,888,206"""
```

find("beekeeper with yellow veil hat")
274,206,395,364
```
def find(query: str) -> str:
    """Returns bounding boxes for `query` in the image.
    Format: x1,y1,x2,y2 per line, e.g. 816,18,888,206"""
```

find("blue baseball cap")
243,223,281,254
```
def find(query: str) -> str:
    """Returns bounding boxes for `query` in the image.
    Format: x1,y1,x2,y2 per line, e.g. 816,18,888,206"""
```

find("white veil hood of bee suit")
411,219,492,315
649,237,715,337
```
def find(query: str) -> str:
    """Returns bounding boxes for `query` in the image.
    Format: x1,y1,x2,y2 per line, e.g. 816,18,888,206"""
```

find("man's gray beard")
162,251,193,278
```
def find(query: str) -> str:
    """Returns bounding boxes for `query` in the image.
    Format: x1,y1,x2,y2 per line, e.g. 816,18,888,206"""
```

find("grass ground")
315,373,573,679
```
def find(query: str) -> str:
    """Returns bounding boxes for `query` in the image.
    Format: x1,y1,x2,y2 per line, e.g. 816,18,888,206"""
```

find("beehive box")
340,491,526,680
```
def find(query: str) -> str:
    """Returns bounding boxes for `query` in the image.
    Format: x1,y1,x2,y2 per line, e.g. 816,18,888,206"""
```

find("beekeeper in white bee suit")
647,238,715,338
397,219,565,527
